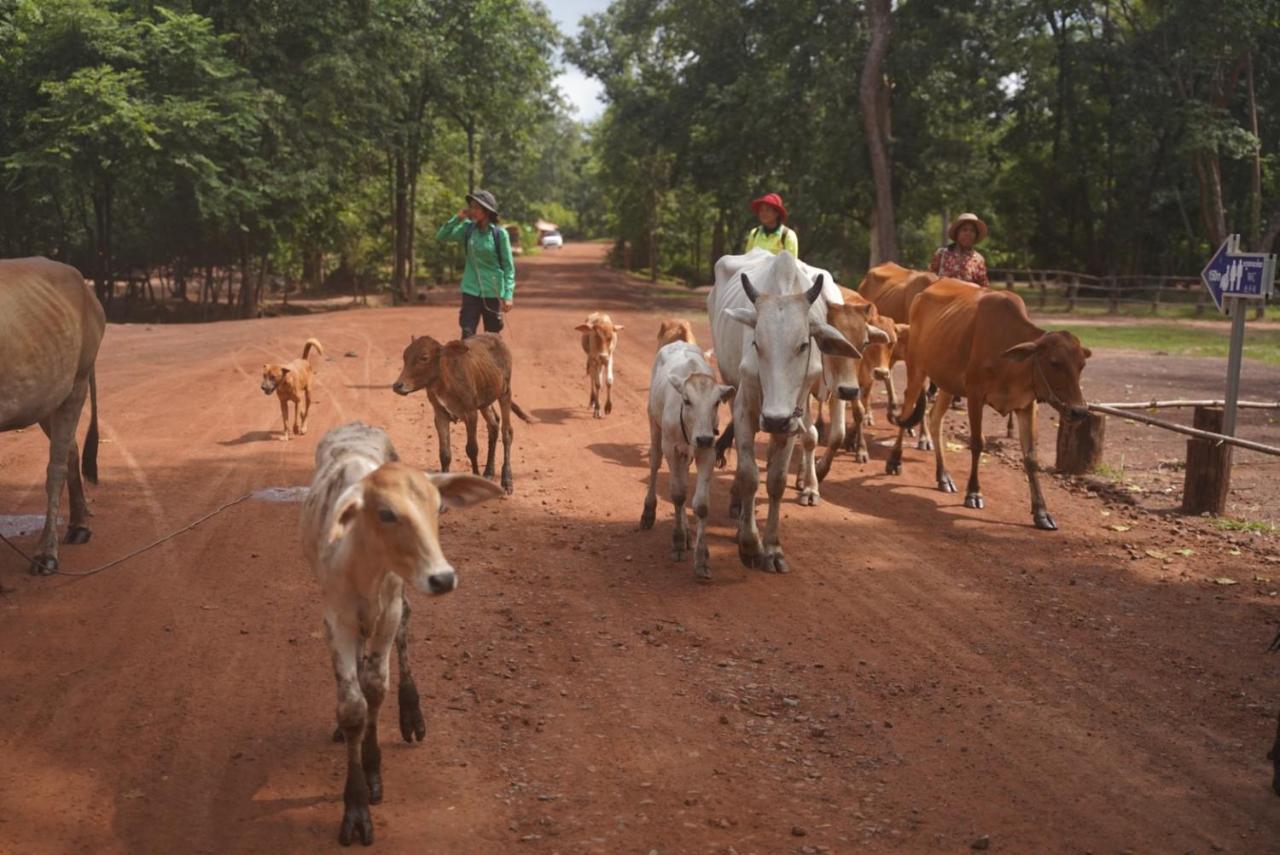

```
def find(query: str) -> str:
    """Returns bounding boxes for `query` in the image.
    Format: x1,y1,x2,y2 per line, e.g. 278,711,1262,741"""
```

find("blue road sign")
1201,234,1277,313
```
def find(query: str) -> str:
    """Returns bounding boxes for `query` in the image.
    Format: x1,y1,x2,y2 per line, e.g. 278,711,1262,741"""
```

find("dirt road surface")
2,243,1278,853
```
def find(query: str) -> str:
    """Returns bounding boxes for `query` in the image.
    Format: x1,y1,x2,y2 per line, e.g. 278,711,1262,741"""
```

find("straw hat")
948,212,988,243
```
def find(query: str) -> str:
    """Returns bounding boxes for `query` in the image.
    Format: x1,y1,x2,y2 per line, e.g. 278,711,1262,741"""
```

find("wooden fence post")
1005,271,1015,291
1108,276,1120,314
1181,406,1232,516
1151,276,1162,314
1038,273,1048,310
1055,412,1105,474
1194,286,1207,317
1067,275,1079,313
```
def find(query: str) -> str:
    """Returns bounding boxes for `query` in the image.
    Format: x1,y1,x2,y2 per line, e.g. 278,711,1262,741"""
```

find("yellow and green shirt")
744,224,798,256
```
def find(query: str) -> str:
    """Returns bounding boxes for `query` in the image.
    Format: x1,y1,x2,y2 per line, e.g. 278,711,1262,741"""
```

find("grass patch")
1045,323,1280,365
1210,517,1276,533
1094,462,1125,480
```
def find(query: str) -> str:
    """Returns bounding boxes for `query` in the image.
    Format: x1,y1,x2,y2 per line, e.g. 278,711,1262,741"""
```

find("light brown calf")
392,333,530,494
656,318,697,347
888,279,1091,530
302,422,502,845
261,337,323,440
577,312,623,418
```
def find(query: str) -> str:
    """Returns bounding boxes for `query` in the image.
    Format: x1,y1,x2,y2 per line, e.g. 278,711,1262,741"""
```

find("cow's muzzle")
760,411,798,434
836,385,860,401
423,569,456,595
391,380,411,396
695,435,714,449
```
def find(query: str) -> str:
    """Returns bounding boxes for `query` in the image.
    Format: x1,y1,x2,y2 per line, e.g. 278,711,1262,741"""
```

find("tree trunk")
466,120,477,194
91,175,114,306
393,148,409,304
859,0,899,266
407,160,420,299
711,208,726,283
1247,51,1263,248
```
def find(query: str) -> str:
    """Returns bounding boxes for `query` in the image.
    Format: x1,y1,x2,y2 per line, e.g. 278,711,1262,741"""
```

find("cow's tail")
302,337,323,362
510,401,533,423
83,369,100,485
715,420,736,468
889,386,925,431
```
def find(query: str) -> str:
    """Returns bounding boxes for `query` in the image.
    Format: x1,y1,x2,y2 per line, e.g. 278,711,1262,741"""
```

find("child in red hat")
744,193,798,256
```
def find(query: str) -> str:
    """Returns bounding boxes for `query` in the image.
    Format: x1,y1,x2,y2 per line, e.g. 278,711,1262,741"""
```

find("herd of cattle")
1,250,1275,845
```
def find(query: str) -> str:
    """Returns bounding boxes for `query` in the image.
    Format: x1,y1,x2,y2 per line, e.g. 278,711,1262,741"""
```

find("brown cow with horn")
0,258,105,574
887,278,1090,530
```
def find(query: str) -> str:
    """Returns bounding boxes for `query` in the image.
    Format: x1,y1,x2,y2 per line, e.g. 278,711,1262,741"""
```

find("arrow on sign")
1201,234,1277,314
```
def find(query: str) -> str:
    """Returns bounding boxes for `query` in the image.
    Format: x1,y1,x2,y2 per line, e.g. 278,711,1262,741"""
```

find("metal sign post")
1200,234,1277,436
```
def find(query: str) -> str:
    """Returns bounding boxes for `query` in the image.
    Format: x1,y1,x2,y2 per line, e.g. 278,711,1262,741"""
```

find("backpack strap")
463,221,508,274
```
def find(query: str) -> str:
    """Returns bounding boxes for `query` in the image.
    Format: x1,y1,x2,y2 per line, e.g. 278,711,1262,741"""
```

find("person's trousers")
460,292,504,339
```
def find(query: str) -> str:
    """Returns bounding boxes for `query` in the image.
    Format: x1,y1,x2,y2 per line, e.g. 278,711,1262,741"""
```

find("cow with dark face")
888,279,1091,530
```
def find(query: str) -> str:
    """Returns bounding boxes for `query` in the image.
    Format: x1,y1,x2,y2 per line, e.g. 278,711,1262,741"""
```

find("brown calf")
392,333,530,494
576,312,623,418
656,318,697,347
888,279,1091,530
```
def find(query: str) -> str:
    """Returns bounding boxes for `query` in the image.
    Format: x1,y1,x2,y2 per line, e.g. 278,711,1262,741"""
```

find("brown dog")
261,338,323,440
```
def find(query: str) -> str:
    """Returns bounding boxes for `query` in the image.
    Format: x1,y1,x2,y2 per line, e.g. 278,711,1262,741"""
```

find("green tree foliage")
572,0,1280,283
0,0,573,316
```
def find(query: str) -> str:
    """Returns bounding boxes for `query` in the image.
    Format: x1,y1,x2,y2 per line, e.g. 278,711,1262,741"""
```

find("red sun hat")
750,193,788,222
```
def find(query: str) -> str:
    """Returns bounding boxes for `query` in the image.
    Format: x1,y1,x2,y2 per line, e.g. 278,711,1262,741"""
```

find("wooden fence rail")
988,268,1278,317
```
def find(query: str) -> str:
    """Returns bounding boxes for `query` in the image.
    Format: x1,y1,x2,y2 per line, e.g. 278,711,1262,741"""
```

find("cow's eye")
683,398,692,407
377,508,398,524
797,341,810,353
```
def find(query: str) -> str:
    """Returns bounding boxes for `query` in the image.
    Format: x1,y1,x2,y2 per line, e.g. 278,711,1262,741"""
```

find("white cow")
640,341,733,580
301,422,503,846
709,250,859,573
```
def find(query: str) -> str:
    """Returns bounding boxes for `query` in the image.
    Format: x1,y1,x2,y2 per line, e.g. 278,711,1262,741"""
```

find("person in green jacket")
436,189,515,339
743,192,799,256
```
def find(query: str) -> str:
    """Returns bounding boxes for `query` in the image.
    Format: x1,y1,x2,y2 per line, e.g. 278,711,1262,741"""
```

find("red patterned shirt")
929,246,988,287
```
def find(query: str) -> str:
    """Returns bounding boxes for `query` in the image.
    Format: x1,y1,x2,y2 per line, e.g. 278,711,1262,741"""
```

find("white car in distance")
540,230,563,249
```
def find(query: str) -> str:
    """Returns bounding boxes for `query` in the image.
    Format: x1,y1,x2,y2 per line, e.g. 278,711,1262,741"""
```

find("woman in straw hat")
929,212,989,287
743,192,799,256
436,189,515,339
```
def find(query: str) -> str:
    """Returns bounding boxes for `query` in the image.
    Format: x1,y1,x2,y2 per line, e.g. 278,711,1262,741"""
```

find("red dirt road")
2,243,1278,853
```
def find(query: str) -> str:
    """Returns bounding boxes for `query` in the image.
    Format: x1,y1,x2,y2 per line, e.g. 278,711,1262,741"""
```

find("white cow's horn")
805,274,824,304
741,273,759,304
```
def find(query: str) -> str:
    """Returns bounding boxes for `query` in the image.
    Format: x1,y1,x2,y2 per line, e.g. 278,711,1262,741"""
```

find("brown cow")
656,318,697,347
887,279,1090,530
392,333,530,494
810,290,890,483
857,262,937,325
576,312,623,418
0,258,105,574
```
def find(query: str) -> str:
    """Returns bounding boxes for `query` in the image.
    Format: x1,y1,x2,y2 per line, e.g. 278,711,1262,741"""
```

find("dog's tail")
511,401,533,423
302,337,323,363
82,368,100,485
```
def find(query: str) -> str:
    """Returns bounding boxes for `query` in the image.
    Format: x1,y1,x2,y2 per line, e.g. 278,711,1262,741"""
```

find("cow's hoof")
885,459,902,476
916,438,933,451
338,803,374,846
670,548,686,562
798,489,820,507
694,563,711,582
937,474,956,493
483,466,495,479
640,505,656,530
398,683,426,743
332,726,345,743
298,426,308,436
31,555,57,576
763,551,790,574
279,434,290,442
64,526,92,545
738,538,764,569
1033,510,1058,531
964,492,985,510
605,401,613,415
855,450,869,464
502,479,514,495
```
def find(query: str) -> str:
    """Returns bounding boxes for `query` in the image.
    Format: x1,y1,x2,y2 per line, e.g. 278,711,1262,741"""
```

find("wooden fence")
987,268,1278,317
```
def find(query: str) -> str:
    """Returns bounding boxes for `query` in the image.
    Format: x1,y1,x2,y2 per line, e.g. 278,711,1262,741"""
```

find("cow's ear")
867,324,891,344
329,490,364,542
811,321,861,359
717,384,736,403
575,323,592,333
429,473,505,510
1083,347,1093,359
725,307,757,328
613,324,624,332
853,303,873,316
894,323,909,337
1002,341,1038,361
